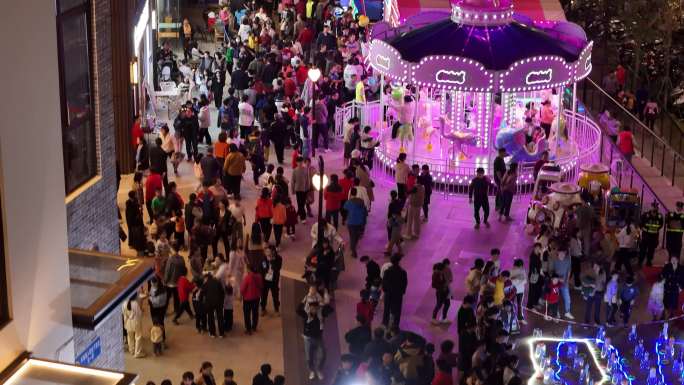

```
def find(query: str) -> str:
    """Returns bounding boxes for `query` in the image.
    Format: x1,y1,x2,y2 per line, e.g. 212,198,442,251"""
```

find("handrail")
586,78,683,161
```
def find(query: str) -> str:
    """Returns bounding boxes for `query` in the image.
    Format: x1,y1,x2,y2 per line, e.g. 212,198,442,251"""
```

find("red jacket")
145,173,163,202
255,198,274,220
340,177,354,198
296,65,309,85
241,272,264,301
324,187,346,211
546,282,561,304
356,300,374,325
431,371,453,385
177,276,195,303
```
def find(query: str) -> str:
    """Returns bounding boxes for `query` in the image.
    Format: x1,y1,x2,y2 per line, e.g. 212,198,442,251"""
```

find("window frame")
56,0,98,195
0,187,9,330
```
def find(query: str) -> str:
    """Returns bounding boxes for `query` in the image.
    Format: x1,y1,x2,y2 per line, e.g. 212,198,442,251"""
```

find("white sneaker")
440,319,452,325
309,371,316,380
430,318,439,325
316,371,324,380
564,312,574,320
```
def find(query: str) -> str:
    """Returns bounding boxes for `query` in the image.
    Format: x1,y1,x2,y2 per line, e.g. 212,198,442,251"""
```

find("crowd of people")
120,1,684,385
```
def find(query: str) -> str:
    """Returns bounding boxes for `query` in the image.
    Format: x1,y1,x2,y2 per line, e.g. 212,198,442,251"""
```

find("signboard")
499,56,573,92
411,56,495,92
76,337,101,366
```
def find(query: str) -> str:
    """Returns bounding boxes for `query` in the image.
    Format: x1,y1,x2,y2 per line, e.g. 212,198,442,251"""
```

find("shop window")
57,0,97,194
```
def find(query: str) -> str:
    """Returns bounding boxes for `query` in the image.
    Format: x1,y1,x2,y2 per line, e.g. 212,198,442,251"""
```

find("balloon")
391,87,404,102
359,15,370,27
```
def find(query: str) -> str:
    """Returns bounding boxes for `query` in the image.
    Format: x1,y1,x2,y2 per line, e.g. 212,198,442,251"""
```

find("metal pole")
316,155,324,251
571,82,577,141
380,75,385,139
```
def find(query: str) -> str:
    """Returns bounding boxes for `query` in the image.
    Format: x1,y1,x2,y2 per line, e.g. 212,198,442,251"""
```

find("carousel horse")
495,125,549,163
439,116,477,160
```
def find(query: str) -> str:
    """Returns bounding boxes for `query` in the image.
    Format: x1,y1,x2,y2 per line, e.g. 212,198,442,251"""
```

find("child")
510,259,527,324
500,300,519,335
151,188,166,220
489,248,501,276
619,276,639,325
228,199,246,249
223,369,237,385
284,198,298,240
604,271,619,327
545,274,562,322
356,289,374,326
223,282,234,332
272,197,287,248
174,211,186,249
155,232,171,258
151,322,164,356
648,274,665,321
368,277,382,305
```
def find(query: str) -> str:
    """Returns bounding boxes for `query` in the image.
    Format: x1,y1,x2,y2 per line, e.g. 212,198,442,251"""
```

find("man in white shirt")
238,94,254,139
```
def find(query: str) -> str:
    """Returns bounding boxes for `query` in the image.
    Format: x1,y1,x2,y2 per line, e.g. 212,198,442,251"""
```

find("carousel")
364,0,597,188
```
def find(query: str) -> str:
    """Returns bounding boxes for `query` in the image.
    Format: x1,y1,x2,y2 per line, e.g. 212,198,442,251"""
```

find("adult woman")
616,126,635,162
431,262,450,324
135,137,149,171
122,294,145,358
395,153,409,202
255,188,274,243
245,222,266,275
323,174,345,229
213,200,233,257
148,277,168,347
159,124,177,174
615,220,638,276
526,243,544,309
272,197,287,248
498,162,518,221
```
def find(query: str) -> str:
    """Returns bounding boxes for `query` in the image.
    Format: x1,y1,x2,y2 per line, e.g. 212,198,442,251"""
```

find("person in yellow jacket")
355,76,366,103
223,143,247,199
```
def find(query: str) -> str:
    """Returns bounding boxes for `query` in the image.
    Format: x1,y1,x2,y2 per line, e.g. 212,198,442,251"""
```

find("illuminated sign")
375,54,390,70
133,0,150,54
525,69,553,85
435,69,466,85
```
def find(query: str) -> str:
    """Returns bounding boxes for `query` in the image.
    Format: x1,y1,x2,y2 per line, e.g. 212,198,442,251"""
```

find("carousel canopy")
387,19,582,71
368,0,593,92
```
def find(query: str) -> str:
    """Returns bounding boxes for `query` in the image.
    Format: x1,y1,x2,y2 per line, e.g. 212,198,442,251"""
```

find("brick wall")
73,306,125,371
66,0,120,254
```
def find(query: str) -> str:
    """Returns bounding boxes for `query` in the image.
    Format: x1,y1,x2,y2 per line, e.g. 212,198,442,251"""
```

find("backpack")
431,271,444,289
621,286,637,303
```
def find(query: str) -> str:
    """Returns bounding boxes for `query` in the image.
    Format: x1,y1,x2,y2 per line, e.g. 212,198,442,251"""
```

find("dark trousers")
397,183,407,203
194,302,206,331
615,248,634,276
666,232,683,258
474,199,490,224
500,191,514,217
432,289,450,319
606,303,617,324
528,280,544,308
571,255,582,288
382,293,403,327
198,127,212,145
212,231,230,258
640,233,659,266
295,191,308,220
273,141,285,164
227,174,242,198
146,200,154,223
206,305,225,336
541,122,552,138
167,286,180,313
584,292,603,324
259,218,272,243
239,125,252,139
423,194,431,219
261,280,280,312
326,210,340,229
173,300,194,321
348,224,363,258
312,123,329,151
273,224,284,246
243,299,260,331
223,308,234,332
620,301,633,324
175,231,185,248
185,134,198,161
252,161,265,185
